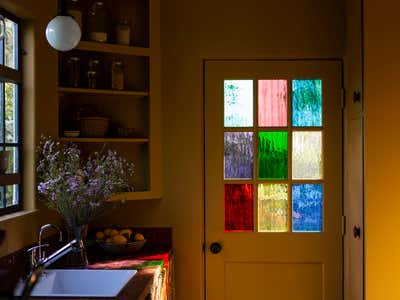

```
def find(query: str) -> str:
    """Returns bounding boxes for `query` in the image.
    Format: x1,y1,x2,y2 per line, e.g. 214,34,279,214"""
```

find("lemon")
112,234,128,244
134,233,144,241
95,231,105,240
104,228,113,236
109,229,119,237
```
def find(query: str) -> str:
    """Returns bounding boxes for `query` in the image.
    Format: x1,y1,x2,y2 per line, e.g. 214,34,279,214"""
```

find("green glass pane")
224,80,253,127
292,79,322,127
292,131,322,179
258,132,288,180
258,183,288,232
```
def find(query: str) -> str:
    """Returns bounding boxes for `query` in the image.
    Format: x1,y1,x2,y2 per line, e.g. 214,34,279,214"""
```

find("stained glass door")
205,60,343,300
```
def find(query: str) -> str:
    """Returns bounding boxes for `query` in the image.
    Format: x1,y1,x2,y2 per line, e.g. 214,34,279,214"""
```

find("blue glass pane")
224,80,253,127
224,132,253,179
292,184,323,232
292,79,322,127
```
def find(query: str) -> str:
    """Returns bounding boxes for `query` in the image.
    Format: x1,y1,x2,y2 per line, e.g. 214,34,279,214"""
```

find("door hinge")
342,215,346,236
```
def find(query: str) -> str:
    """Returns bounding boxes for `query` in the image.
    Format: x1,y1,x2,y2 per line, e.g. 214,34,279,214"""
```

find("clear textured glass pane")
224,80,253,127
0,188,4,209
224,132,253,179
292,184,323,232
292,79,322,127
5,18,18,69
6,184,18,207
258,131,288,180
0,83,4,143
5,83,18,143
6,146,18,173
258,80,287,127
292,131,322,180
225,184,254,232
258,183,288,232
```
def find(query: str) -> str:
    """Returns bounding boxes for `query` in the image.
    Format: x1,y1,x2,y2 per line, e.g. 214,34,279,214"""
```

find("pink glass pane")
225,184,254,232
258,80,288,127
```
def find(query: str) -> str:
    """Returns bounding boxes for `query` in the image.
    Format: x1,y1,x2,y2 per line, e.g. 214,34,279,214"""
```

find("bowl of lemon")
96,227,146,254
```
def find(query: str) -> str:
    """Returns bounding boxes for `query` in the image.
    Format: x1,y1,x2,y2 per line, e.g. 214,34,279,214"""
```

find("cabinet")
57,0,161,201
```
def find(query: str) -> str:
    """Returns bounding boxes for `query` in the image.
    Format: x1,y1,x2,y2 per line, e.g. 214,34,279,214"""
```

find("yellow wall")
97,1,345,299
364,1,400,299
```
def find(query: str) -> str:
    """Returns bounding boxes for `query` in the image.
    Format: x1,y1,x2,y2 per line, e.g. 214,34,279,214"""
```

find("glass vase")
66,224,89,268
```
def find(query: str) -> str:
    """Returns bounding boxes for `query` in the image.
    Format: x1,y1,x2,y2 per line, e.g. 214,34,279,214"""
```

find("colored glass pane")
224,132,253,179
258,80,287,127
225,184,254,232
258,132,288,180
224,80,253,127
292,131,322,180
258,184,288,232
292,79,322,127
292,184,323,232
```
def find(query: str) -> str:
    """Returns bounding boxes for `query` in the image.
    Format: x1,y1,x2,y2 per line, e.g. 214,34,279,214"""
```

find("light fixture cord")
58,0,68,16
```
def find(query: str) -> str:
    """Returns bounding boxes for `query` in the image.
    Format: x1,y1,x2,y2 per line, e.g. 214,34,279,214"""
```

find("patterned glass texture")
292,184,323,232
292,131,322,180
258,132,288,180
225,184,254,232
258,80,287,127
292,79,322,127
224,80,253,127
258,184,288,232
224,132,253,179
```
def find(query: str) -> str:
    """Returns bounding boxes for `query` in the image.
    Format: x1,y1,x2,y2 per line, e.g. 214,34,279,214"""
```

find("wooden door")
205,60,343,300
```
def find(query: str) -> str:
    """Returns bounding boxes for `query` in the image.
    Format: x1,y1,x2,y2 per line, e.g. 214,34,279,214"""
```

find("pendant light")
45,0,81,51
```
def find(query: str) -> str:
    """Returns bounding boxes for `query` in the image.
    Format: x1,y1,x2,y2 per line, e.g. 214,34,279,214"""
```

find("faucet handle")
27,244,49,268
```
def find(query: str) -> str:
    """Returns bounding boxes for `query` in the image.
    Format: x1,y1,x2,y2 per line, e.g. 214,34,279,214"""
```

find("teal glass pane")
292,79,322,127
224,80,253,127
224,132,253,179
292,184,323,232
258,184,288,232
292,131,322,180
258,132,288,180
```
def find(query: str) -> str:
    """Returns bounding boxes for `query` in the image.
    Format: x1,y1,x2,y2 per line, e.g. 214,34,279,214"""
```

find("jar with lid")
86,1,108,42
67,0,82,29
111,61,124,90
87,59,100,88
115,19,131,45
66,56,81,87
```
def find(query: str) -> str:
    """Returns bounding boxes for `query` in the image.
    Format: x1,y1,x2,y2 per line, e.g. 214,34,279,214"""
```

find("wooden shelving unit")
57,0,162,201
76,41,151,57
59,137,149,143
58,87,149,97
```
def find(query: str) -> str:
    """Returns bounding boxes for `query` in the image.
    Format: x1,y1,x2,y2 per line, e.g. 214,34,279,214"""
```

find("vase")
66,224,89,268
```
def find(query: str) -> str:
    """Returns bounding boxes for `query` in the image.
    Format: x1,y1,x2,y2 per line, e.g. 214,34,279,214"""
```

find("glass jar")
115,19,131,45
87,59,100,88
66,56,80,87
67,0,82,29
86,1,108,42
111,61,124,90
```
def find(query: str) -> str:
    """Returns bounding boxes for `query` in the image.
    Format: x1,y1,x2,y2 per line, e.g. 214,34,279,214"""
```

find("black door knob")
210,242,222,254
353,225,361,239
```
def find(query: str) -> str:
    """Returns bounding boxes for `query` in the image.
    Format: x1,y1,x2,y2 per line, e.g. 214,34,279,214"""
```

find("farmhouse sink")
14,269,137,297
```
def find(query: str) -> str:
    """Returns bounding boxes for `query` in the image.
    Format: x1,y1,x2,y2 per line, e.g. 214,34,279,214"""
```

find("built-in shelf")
76,41,151,57
58,87,149,97
59,137,149,143
108,191,158,201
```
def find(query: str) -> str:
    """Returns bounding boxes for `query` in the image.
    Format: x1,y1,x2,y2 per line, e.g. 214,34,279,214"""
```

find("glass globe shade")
45,15,81,51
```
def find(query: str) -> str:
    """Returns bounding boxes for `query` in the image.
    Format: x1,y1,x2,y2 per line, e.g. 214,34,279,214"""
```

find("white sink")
14,269,137,298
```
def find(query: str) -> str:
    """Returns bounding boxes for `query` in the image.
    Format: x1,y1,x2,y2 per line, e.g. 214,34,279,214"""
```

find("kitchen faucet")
18,224,87,300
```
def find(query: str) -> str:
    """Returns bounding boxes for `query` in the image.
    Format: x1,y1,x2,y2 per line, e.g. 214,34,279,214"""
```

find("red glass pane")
258,80,287,127
224,184,254,232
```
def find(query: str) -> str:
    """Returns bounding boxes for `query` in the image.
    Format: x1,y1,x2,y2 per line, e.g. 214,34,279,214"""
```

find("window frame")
0,8,22,216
